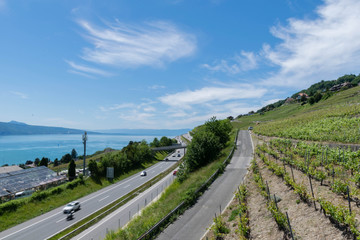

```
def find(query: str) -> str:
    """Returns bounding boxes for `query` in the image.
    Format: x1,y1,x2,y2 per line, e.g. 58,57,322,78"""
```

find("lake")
0,134,170,166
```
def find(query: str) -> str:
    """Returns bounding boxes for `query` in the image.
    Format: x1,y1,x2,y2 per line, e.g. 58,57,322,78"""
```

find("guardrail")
137,129,239,240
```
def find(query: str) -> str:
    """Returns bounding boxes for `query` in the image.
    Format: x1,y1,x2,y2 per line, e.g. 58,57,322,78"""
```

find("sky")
1,0,360,130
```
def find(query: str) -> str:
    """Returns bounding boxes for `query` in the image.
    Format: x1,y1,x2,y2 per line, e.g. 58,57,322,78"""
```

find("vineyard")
205,135,360,239
253,86,360,143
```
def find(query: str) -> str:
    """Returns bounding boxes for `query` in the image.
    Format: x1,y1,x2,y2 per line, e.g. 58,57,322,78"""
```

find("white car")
140,171,147,176
63,201,81,214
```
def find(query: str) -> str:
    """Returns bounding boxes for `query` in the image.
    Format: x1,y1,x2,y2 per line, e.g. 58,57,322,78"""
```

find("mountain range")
0,121,190,136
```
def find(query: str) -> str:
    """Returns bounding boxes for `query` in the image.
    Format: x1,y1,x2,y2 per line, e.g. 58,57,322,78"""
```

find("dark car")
248,126,253,130
140,171,147,176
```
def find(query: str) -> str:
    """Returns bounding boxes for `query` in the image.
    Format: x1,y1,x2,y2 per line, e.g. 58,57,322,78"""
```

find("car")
177,154,181,157
248,126,253,130
140,170,147,176
173,170,177,176
63,201,80,214
165,157,169,161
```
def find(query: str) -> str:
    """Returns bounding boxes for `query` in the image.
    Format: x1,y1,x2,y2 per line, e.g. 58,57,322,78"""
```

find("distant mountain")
96,128,191,136
0,121,92,135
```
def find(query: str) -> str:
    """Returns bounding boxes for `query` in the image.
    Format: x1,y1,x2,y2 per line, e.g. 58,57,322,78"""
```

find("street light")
82,131,87,176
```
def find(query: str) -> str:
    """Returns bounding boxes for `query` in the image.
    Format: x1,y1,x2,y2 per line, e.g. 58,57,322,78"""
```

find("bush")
0,200,23,216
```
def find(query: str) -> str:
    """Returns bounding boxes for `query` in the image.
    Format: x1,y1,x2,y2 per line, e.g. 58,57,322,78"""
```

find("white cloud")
159,84,266,108
10,91,28,99
66,60,111,77
262,98,283,106
202,51,258,74
77,19,196,68
149,85,166,90
99,103,135,112
262,0,360,87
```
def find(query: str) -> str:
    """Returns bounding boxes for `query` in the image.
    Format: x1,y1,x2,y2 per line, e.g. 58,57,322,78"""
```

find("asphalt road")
156,130,253,240
72,166,179,240
0,150,183,240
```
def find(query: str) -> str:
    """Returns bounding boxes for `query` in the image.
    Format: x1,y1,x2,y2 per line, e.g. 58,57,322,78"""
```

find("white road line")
56,218,64,223
0,212,62,240
99,196,109,202
124,184,130,189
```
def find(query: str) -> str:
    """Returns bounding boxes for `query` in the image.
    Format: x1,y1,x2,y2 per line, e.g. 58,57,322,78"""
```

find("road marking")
0,211,62,240
124,184,130,189
99,196,109,202
151,171,155,173
56,218,63,223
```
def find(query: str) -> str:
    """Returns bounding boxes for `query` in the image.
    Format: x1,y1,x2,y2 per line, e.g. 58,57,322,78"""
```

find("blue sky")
1,0,360,130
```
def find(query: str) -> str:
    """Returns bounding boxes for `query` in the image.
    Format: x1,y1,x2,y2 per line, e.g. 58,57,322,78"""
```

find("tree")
71,149,78,159
88,159,99,178
159,136,173,147
150,137,160,147
34,158,40,166
204,117,232,147
185,130,221,172
308,96,315,105
53,158,59,167
39,157,49,167
314,92,322,102
68,159,76,180
61,153,72,164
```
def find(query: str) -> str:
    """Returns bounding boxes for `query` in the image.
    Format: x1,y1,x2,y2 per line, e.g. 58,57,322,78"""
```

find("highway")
72,166,178,240
0,149,184,240
156,130,253,240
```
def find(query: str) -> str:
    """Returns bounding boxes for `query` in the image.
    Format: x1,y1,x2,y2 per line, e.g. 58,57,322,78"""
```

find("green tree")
314,92,322,102
53,158,59,167
159,136,173,147
88,159,99,178
61,153,72,164
185,130,222,172
68,159,76,181
308,96,315,105
204,117,232,147
39,157,49,167
34,158,40,166
150,137,160,147
71,149,78,159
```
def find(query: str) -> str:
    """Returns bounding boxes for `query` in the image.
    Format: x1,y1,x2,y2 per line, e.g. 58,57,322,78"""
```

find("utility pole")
82,131,87,176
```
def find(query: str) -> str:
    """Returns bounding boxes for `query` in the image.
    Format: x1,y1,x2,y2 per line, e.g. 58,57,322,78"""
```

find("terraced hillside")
205,85,360,239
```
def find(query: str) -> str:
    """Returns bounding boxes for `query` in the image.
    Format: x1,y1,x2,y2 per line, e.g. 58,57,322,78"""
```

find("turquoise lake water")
0,134,168,166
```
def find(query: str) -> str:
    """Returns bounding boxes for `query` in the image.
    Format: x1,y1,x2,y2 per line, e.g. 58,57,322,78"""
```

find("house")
296,93,309,100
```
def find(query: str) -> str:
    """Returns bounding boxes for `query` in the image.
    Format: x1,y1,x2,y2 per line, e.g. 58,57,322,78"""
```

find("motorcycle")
66,210,74,220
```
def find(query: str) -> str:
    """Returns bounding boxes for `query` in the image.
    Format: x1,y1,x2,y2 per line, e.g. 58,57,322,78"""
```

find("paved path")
156,130,253,240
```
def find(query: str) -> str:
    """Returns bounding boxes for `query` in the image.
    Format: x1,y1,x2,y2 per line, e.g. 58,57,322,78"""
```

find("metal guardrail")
137,129,239,240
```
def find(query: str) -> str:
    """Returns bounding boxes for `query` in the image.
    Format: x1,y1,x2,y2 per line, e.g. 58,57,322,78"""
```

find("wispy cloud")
159,84,266,109
10,91,28,99
149,85,166,90
99,103,135,112
202,51,258,74
66,60,111,77
77,19,197,68
262,0,360,87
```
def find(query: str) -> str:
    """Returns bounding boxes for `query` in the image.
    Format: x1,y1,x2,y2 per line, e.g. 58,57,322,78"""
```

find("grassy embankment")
104,129,237,240
0,151,168,232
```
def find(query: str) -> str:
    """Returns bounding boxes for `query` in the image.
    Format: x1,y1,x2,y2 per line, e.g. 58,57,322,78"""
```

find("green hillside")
232,85,360,144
